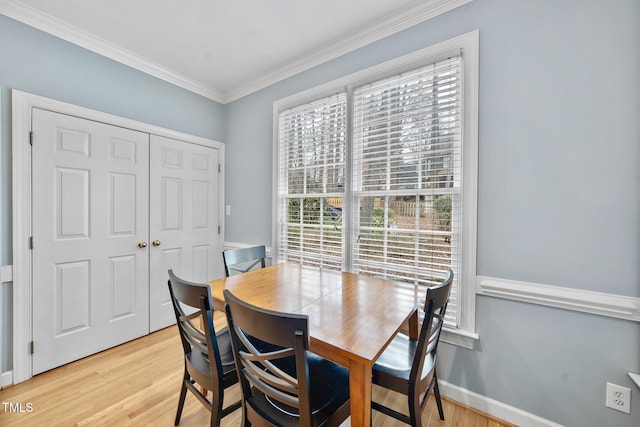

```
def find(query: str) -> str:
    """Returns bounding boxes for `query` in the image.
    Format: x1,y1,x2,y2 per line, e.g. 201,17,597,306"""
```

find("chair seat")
373,332,435,391
247,353,350,426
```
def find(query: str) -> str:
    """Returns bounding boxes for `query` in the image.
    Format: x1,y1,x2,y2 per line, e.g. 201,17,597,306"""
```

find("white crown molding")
224,0,473,102
477,276,640,322
0,0,225,102
0,0,474,104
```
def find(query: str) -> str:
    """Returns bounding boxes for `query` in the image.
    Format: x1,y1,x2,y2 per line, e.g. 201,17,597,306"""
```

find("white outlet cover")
606,382,631,414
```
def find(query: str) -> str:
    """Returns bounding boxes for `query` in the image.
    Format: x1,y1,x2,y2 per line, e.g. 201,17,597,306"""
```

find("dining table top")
206,262,423,426
206,262,421,369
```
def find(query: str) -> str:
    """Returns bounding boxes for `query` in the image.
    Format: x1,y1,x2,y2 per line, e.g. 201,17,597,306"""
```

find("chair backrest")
168,269,226,389
223,289,315,425
222,245,267,277
412,268,453,388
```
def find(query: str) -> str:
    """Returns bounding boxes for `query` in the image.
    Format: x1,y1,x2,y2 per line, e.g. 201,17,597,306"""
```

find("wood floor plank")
0,326,516,427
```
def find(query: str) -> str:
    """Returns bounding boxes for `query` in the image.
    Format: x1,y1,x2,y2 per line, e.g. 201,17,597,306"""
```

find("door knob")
152,240,161,247
138,241,148,248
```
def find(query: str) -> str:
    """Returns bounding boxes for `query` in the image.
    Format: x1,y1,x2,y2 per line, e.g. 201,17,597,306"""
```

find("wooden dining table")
206,262,422,427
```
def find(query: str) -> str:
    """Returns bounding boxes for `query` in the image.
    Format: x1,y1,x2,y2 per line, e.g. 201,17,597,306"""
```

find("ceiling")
1,0,469,103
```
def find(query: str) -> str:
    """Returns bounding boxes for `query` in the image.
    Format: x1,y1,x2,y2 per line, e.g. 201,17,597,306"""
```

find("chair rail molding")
476,276,640,323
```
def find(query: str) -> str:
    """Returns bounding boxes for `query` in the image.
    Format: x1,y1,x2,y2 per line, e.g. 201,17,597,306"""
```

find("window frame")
273,31,479,348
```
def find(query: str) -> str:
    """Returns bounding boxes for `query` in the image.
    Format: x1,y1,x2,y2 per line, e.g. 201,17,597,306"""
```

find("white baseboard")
0,370,13,388
439,380,564,427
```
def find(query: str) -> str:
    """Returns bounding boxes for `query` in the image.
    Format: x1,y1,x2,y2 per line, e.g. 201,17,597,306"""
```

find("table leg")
407,309,419,340
349,360,372,427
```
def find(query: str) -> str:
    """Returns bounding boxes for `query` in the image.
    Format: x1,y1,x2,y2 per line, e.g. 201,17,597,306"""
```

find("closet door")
31,109,150,374
149,135,220,331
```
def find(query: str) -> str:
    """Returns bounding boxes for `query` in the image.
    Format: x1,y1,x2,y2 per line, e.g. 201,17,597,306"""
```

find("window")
277,94,347,269
352,57,462,325
274,32,478,347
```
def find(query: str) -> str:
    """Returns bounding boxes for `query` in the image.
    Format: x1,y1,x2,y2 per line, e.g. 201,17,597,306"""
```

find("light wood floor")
0,324,515,427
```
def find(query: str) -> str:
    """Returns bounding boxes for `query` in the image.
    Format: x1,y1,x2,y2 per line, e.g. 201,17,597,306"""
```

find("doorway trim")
12,90,226,384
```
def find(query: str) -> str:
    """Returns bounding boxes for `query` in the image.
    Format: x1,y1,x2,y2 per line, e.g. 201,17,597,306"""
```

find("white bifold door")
148,135,219,332
31,109,219,374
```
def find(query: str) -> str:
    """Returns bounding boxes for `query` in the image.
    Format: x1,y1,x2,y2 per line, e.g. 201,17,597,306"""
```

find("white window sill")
441,327,479,350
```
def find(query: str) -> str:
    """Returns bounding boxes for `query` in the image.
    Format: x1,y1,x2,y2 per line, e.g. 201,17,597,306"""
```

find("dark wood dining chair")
223,289,351,427
222,245,267,277
371,268,454,426
167,270,241,427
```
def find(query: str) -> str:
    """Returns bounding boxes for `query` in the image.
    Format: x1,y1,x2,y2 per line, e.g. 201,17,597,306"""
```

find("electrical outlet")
606,382,631,414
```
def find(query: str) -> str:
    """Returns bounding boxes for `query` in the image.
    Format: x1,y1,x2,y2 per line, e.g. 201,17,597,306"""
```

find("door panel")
110,173,137,235
56,261,90,333
149,135,219,331
32,108,150,374
109,255,137,318
56,168,89,237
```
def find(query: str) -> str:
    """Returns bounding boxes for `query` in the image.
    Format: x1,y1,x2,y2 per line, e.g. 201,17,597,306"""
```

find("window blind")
277,55,464,328
277,93,347,269
352,56,462,326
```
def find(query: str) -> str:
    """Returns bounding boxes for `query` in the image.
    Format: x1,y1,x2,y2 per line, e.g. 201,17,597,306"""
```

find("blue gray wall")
224,0,640,426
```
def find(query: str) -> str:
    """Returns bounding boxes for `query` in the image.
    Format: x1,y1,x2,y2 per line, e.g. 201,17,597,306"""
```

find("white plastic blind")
352,56,462,326
276,55,464,327
277,93,347,269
